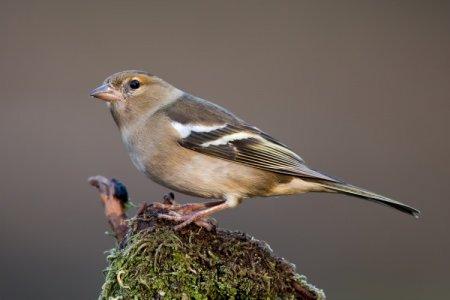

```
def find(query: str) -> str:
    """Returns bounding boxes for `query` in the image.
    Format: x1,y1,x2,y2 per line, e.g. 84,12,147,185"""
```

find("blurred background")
1,1,449,299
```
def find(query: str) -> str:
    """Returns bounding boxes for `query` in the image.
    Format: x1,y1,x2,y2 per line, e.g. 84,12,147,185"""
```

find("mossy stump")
100,203,325,299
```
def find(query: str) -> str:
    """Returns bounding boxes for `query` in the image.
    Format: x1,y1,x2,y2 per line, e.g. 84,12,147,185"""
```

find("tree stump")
89,175,326,299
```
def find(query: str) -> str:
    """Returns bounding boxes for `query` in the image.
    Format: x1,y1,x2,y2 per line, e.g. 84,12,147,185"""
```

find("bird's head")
90,70,182,126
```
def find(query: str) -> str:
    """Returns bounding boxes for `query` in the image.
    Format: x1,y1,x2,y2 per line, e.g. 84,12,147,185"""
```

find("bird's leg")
174,200,225,214
173,201,232,230
157,200,227,231
156,200,225,217
155,196,225,214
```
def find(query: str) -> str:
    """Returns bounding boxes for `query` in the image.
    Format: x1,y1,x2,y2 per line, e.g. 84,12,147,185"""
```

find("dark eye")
129,79,140,90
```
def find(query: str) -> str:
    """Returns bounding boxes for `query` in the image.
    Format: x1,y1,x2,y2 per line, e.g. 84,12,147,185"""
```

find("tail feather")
316,181,420,218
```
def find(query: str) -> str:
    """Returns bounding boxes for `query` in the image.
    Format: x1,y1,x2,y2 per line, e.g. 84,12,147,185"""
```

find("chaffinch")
91,70,419,229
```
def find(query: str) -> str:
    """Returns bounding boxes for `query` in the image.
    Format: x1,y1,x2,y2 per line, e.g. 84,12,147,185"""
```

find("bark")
89,175,325,299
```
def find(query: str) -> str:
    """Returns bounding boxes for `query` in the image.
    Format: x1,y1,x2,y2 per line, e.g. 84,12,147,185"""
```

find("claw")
157,212,216,231
194,219,215,231
173,212,203,230
157,213,183,221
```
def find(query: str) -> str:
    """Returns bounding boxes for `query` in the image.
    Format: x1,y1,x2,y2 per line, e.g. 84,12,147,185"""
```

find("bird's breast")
120,125,150,175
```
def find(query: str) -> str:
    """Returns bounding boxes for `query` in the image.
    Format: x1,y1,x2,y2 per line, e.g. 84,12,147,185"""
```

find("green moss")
101,211,325,299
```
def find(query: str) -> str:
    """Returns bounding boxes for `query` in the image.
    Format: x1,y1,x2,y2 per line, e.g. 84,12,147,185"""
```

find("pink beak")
90,84,123,102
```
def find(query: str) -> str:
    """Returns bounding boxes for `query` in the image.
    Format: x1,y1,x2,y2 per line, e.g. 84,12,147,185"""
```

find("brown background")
1,1,449,299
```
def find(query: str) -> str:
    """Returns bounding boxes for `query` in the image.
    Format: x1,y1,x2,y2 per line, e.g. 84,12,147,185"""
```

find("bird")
90,70,420,229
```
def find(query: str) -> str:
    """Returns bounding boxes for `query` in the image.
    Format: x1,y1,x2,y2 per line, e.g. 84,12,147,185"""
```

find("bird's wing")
165,96,338,182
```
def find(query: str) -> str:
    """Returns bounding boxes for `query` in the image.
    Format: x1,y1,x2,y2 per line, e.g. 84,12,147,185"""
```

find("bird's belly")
147,154,240,198
142,147,279,199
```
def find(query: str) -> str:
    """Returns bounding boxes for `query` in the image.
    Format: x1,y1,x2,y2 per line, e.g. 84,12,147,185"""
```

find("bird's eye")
129,79,140,90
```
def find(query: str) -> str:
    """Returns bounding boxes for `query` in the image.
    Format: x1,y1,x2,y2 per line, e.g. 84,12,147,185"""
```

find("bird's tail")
315,180,420,218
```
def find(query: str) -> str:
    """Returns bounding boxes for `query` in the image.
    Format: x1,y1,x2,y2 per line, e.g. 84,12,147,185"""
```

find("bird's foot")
157,200,229,231
154,193,228,231
157,211,217,231
154,193,220,230
154,196,225,215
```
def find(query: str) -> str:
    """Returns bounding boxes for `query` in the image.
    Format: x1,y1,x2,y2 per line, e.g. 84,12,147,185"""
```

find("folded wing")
176,122,339,182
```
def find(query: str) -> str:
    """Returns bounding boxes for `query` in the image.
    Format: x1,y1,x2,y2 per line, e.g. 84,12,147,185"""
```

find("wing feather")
178,123,338,182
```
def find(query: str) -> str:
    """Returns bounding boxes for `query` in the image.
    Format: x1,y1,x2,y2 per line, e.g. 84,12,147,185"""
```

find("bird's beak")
90,84,123,102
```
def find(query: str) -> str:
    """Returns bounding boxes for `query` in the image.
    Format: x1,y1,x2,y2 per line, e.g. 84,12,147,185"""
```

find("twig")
88,175,129,243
